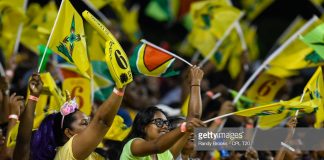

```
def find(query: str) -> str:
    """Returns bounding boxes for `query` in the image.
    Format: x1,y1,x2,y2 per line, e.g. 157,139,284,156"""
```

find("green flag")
300,23,324,59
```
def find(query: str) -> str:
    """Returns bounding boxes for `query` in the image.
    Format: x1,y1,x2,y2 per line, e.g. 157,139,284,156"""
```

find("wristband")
214,118,223,125
8,114,19,121
29,95,39,102
246,123,254,128
206,91,214,98
113,88,124,96
191,84,200,87
180,122,187,132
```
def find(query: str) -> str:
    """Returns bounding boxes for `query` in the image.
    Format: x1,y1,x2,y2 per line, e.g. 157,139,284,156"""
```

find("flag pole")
81,0,111,26
269,16,303,53
203,112,235,124
233,16,318,104
38,0,66,73
141,39,193,67
198,12,245,67
13,0,29,55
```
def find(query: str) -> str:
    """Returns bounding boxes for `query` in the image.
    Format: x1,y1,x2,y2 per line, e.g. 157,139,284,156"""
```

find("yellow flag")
21,1,57,53
180,95,190,116
302,67,324,128
88,30,106,61
29,72,64,129
104,115,131,141
63,77,91,115
188,1,242,57
6,121,19,147
48,0,90,78
0,0,25,60
268,19,324,78
234,100,316,117
246,72,286,103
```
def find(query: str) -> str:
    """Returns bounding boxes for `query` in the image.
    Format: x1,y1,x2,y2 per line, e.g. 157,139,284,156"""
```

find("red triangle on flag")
143,45,174,71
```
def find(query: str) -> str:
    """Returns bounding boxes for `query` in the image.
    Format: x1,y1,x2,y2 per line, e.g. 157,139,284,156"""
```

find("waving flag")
129,43,178,77
47,0,90,78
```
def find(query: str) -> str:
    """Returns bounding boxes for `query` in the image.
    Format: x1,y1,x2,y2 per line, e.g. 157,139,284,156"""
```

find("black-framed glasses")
150,118,170,128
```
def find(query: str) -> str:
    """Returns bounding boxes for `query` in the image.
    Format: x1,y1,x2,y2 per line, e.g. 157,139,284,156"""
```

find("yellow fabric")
6,121,19,147
268,19,324,77
62,77,91,116
21,1,57,53
303,67,324,128
104,115,131,141
234,98,317,117
180,95,190,116
88,30,106,61
26,72,64,129
54,136,104,160
48,0,90,78
278,16,306,45
188,1,241,57
0,0,25,60
246,72,286,103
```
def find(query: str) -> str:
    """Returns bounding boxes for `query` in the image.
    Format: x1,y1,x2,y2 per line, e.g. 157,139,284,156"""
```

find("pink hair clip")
60,98,79,128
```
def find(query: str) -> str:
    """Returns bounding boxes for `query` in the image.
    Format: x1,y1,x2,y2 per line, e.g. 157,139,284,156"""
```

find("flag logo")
57,15,82,63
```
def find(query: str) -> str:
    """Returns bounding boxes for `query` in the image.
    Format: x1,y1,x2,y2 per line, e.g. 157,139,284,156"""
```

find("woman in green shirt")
120,66,205,160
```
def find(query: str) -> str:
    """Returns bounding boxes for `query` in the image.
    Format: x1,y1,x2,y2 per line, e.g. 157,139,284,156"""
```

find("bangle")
180,122,187,132
113,88,124,96
191,84,200,87
8,114,19,121
29,95,39,102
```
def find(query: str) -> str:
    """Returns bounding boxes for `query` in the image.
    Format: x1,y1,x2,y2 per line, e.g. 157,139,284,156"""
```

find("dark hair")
31,110,78,160
168,116,185,130
124,106,167,141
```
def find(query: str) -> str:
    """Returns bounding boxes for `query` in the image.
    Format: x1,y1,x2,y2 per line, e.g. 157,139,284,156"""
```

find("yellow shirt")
54,136,104,160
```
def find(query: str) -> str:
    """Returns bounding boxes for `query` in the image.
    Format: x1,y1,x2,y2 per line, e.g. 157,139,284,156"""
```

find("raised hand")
189,65,204,86
9,93,24,116
185,118,206,132
28,74,43,97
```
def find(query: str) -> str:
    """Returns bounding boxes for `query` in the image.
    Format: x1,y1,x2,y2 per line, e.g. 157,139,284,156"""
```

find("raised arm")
131,118,205,157
72,87,126,159
13,74,43,160
275,116,297,160
187,66,204,119
170,66,204,157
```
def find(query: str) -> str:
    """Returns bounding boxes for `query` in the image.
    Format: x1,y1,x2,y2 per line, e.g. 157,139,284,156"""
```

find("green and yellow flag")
48,0,90,78
268,19,324,78
188,0,241,56
302,67,324,128
300,23,324,59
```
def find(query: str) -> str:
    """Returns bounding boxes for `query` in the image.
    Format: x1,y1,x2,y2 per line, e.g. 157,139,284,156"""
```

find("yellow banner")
63,78,91,115
247,72,286,103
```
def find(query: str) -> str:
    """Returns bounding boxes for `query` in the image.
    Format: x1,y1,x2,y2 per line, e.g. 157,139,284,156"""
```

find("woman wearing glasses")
120,66,205,160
